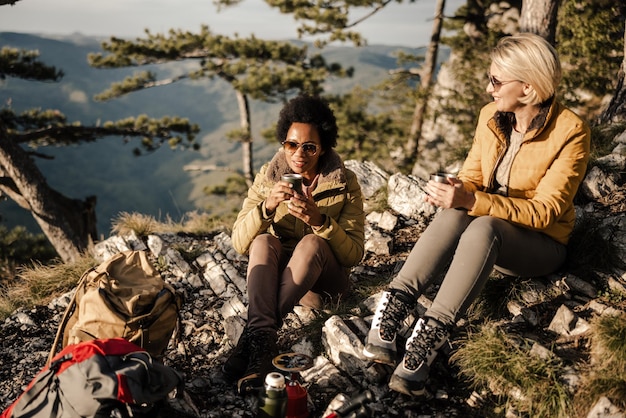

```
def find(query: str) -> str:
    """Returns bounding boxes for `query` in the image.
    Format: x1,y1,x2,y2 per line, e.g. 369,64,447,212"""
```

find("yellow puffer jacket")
231,148,365,268
460,99,591,245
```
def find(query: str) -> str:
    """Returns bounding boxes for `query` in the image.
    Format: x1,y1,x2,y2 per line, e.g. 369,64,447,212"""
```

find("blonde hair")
490,33,561,105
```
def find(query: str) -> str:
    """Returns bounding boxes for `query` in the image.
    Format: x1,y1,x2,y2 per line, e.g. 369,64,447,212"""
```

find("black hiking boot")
222,327,251,381
237,329,279,395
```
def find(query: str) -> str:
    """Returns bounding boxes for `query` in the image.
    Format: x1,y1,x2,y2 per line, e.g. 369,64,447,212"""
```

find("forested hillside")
0,32,437,235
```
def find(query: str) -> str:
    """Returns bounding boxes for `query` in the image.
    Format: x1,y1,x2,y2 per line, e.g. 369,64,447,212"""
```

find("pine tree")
0,45,199,262
88,26,351,185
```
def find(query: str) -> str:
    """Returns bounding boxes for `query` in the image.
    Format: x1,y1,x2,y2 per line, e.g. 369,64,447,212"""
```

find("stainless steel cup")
430,172,457,183
281,173,303,194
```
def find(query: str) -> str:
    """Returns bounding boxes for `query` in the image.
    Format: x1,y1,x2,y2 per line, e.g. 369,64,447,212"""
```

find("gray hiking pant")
389,208,566,326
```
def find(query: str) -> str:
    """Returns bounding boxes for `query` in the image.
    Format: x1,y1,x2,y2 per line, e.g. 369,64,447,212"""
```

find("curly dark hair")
275,94,338,150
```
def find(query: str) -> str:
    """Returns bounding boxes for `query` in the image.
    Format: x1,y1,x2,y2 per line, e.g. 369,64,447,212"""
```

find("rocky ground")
0,217,622,418
0,220,482,418
1,157,625,417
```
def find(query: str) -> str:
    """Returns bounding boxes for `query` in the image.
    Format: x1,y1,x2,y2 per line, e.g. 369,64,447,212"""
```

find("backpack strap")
47,269,92,365
13,354,71,416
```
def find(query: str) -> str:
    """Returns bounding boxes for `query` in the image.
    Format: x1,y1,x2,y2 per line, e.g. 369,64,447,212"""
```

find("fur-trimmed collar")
265,148,346,185
493,96,554,138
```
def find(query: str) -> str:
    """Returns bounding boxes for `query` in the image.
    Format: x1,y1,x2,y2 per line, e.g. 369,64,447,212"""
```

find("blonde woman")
363,33,591,397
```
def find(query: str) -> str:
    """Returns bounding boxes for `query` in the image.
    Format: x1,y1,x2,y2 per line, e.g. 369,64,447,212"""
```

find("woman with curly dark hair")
223,94,365,394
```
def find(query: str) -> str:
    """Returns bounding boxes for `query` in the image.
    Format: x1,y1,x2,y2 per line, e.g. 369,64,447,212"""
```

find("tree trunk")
0,124,97,263
404,0,445,169
519,0,560,44
235,90,254,186
599,20,626,124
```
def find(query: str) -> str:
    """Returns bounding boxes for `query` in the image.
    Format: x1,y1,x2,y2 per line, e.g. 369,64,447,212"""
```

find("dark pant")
390,208,566,326
246,234,350,331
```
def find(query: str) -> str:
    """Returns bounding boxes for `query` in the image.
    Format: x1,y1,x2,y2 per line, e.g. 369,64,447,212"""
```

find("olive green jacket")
231,149,365,268
460,99,591,245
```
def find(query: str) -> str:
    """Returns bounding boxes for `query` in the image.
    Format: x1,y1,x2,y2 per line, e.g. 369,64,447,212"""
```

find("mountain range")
0,32,442,236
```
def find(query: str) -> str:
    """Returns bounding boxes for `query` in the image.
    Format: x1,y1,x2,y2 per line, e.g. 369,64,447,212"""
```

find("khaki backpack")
49,250,182,363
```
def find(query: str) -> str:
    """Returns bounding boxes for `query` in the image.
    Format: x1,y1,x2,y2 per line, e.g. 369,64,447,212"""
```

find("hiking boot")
388,317,449,397
222,327,251,381
237,329,279,395
363,290,415,365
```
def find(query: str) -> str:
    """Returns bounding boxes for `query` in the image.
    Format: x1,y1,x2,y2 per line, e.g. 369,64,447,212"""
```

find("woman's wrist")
464,191,477,211
311,214,326,231
262,200,276,219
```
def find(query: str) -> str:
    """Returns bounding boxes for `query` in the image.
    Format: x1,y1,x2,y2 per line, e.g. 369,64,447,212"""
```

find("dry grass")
0,253,97,320
451,325,572,418
574,313,626,414
111,212,161,236
454,311,626,416
589,123,625,164
111,211,233,237
173,211,234,235
464,273,527,323
2,210,230,321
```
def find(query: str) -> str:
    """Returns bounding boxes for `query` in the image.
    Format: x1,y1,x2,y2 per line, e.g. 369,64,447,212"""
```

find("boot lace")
404,320,448,371
376,291,414,341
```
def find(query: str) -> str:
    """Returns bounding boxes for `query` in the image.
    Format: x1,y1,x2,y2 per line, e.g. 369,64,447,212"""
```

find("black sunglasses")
487,73,519,87
281,141,320,156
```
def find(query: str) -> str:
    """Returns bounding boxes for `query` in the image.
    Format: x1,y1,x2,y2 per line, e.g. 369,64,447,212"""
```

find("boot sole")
237,372,262,395
388,373,427,397
362,345,396,366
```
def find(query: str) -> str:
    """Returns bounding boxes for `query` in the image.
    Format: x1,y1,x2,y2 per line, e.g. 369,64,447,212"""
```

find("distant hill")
0,32,445,236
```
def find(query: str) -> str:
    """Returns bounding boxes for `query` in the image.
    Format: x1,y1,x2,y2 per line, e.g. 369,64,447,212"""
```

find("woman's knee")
294,234,329,255
252,233,280,246
461,216,504,245
424,208,474,237
437,208,473,225
250,234,281,252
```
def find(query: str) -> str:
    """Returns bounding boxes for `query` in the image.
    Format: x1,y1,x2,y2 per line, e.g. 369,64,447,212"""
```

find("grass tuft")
111,210,234,237
0,253,97,321
451,324,572,418
111,212,160,237
574,313,626,413
174,211,234,236
464,273,538,323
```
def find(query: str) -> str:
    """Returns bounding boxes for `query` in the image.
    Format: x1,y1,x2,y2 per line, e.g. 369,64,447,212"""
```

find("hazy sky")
0,0,465,47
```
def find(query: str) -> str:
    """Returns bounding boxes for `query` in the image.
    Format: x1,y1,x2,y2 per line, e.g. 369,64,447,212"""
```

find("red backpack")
1,338,183,418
